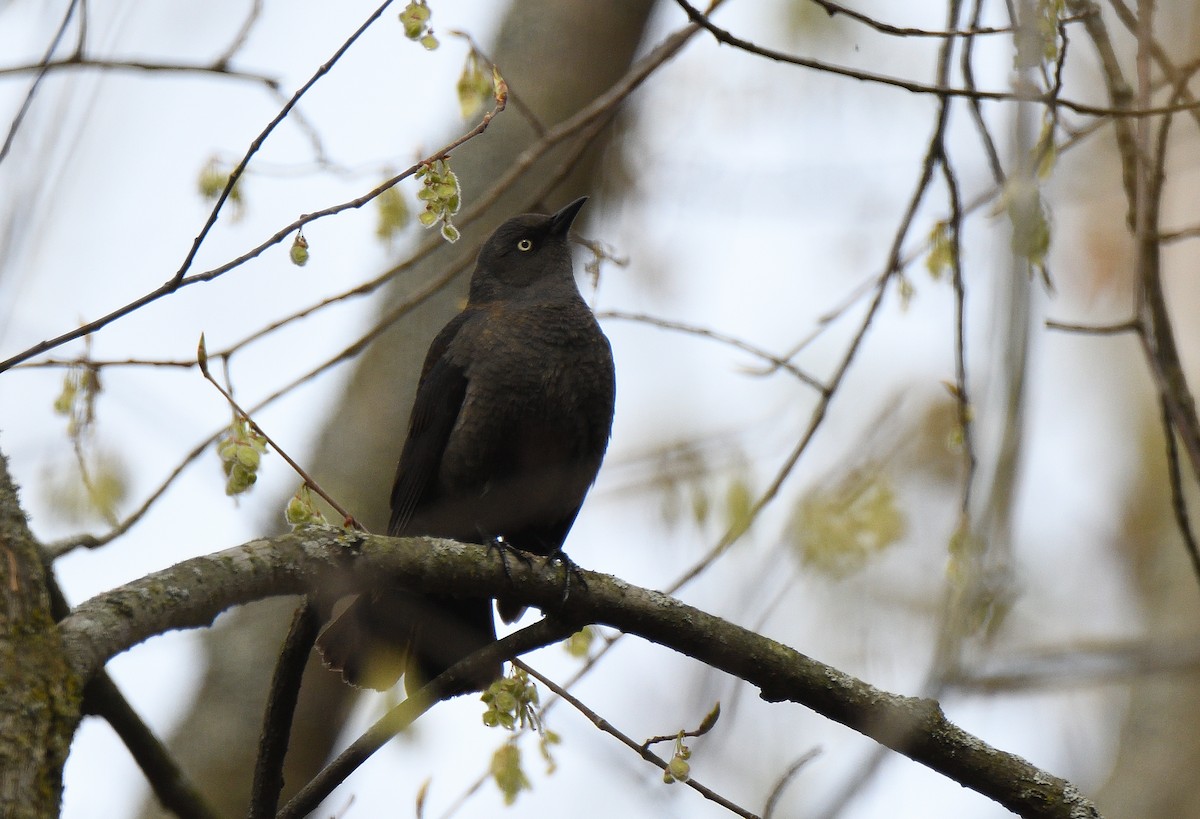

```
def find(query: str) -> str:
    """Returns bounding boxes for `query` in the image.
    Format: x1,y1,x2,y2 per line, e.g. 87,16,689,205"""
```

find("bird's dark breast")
407,300,614,554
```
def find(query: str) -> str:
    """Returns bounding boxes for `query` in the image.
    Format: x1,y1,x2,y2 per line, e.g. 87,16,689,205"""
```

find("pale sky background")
0,0,1166,816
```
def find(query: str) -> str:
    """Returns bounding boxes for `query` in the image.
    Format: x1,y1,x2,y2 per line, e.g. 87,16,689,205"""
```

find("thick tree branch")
82,675,219,819
45,572,217,819
58,529,1099,817
247,601,319,819
278,617,575,819
0,455,81,818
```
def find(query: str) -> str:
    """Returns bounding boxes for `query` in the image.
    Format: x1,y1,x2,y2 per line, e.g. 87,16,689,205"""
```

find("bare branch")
57,531,1099,818
247,601,319,819
0,94,503,375
1158,223,1200,243
599,311,826,392
1045,319,1140,334
84,675,220,819
217,0,265,68
807,0,1018,37
197,343,364,530
0,57,279,87
518,662,758,819
278,619,574,819
0,3,709,375
172,0,399,286
672,0,1198,118
666,5,962,595
0,0,83,165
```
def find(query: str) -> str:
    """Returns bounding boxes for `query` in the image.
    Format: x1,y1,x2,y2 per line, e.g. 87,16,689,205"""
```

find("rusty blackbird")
316,197,615,694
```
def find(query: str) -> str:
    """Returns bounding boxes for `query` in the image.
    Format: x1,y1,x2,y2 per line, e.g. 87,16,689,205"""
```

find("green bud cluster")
53,364,101,439
482,668,561,805
217,417,268,495
481,667,539,731
399,1,438,50
284,484,327,527
197,156,245,217
289,232,309,267
415,158,462,243
925,221,953,281
375,182,410,244
456,50,493,121
661,733,693,784
562,626,595,658
489,741,531,806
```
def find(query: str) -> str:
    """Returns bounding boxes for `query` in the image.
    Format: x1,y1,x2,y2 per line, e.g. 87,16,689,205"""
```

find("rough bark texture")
142,2,658,815
0,454,81,819
63,529,1100,819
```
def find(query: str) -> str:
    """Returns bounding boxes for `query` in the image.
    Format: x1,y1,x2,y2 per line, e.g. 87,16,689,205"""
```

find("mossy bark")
0,453,82,818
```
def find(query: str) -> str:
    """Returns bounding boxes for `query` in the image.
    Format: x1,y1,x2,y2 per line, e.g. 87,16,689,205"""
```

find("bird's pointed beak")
549,196,588,236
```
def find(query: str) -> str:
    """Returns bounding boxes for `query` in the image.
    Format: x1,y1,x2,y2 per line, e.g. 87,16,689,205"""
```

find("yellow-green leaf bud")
290,233,310,267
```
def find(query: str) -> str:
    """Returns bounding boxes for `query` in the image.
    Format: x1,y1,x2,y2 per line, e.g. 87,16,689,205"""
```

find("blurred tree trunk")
1097,519,1200,818
1050,2,1200,813
1096,273,1200,817
138,1,656,816
1090,383,1200,818
1091,0,1200,812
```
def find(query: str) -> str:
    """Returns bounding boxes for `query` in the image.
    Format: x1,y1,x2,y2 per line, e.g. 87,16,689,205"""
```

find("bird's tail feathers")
316,591,501,696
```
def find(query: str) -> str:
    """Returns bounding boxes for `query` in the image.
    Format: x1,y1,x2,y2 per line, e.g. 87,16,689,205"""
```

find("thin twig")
1158,224,1200,243
217,0,265,67
598,311,826,392
172,0,398,287
1156,396,1200,577
762,749,821,819
0,95,504,375
277,617,574,819
1129,5,1200,570
41,12,708,558
808,0,1016,37
960,0,1006,184
0,57,278,87
1069,0,1138,220
812,5,969,813
1044,319,1139,334
947,637,1200,691
446,30,547,136
516,661,759,819
197,341,364,530
666,18,959,595
1106,0,1200,135
673,0,1196,118
942,156,975,517
639,702,720,750
0,0,82,165
14,356,194,369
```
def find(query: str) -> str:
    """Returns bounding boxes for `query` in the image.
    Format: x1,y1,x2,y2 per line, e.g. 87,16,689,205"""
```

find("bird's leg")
544,547,588,609
483,534,533,587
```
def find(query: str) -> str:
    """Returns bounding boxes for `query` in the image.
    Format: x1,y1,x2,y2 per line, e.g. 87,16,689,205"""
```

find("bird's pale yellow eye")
517,238,533,251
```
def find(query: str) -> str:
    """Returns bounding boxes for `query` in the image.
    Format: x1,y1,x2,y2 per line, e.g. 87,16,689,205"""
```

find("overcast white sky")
0,1,1171,816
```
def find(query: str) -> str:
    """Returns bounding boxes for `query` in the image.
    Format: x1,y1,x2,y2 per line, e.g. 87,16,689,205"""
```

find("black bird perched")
317,197,615,694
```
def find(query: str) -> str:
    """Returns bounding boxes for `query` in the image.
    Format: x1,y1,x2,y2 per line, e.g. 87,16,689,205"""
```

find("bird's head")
468,196,588,302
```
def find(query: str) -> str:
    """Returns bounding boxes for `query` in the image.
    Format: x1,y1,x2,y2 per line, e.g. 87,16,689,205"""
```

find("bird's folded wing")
388,314,470,535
